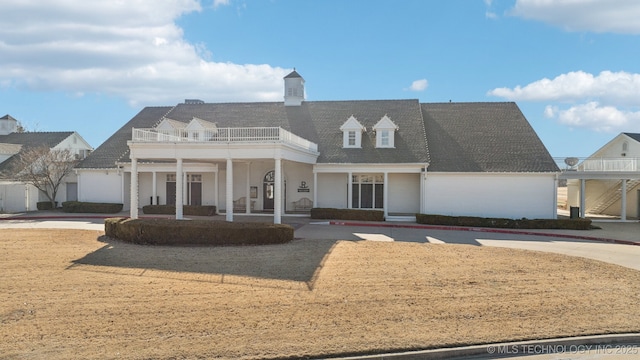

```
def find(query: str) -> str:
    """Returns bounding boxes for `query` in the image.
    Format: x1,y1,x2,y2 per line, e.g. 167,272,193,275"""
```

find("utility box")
569,206,580,219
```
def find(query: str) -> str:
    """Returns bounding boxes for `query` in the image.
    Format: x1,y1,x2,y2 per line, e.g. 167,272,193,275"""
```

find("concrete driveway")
1,214,639,271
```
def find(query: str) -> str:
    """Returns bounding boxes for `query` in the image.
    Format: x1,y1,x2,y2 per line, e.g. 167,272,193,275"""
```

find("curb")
328,333,640,360
329,221,640,246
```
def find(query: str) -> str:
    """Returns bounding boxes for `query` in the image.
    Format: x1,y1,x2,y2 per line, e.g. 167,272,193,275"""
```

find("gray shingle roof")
76,100,557,173
624,133,640,143
0,131,74,178
423,102,559,172
75,106,174,169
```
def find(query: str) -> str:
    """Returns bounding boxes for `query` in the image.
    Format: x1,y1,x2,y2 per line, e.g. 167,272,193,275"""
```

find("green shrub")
104,218,294,246
61,201,123,213
142,205,216,216
415,213,592,230
310,208,384,221
36,201,57,210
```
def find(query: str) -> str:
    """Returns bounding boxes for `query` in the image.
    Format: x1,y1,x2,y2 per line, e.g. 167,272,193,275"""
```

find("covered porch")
560,157,640,221
126,127,319,224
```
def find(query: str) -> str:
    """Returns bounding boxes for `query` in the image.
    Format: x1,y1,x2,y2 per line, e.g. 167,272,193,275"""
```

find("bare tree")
12,146,78,208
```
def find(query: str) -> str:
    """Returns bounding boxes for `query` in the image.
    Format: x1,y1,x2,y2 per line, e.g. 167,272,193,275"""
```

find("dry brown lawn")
1,228,640,360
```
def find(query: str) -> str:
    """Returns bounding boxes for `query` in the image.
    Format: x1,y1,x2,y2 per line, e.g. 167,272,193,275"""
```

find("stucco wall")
388,173,420,214
78,171,122,204
424,173,557,219
316,173,348,208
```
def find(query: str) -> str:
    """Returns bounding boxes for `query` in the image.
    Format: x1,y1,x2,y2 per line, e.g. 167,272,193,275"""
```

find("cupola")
0,114,18,135
284,69,305,106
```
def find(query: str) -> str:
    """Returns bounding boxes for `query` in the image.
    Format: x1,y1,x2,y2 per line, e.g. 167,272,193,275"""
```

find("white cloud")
548,102,640,132
488,71,640,107
485,11,498,20
490,70,640,133
213,0,230,8
0,1,287,106
408,79,428,92
510,0,640,34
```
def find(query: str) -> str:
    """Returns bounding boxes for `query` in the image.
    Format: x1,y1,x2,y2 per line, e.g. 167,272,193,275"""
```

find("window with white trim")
351,174,384,209
348,131,356,146
373,115,398,148
340,115,365,148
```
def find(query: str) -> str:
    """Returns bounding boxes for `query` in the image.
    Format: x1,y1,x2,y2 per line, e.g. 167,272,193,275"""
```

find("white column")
130,158,139,219
313,169,318,208
120,167,125,204
152,171,157,205
214,169,219,214
183,171,188,206
176,158,183,220
226,159,233,222
621,179,627,221
246,162,251,214
274,158,282,224
580,179,586,218
383,172,389,218
347,172,353,208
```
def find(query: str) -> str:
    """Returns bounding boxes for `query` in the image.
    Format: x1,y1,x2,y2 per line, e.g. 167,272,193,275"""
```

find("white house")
0,114,93,212
75,70,559,223
565,133,640,220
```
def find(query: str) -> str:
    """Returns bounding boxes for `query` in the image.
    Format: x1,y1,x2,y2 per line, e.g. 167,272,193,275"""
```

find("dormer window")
340,115,365,148
348,131,357,146
373,115,398,148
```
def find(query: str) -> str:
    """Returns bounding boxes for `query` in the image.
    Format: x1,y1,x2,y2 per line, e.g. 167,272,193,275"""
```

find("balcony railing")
554,157,640,172
132,127,318,152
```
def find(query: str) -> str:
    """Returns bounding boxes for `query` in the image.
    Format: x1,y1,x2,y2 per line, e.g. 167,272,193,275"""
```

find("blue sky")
1,0,639,158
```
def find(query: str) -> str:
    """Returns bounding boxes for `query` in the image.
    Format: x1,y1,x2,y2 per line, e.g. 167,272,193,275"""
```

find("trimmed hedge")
142,205,216,216
62,201,123,214
415,213,592,230
37,201,57,210
104,217,294,246
310,208,384,221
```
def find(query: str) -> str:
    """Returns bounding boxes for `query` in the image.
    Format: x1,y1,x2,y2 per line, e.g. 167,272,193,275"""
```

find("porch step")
385,215,417,222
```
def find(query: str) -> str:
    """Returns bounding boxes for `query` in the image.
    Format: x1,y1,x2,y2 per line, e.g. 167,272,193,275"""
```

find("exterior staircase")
587,179,640,214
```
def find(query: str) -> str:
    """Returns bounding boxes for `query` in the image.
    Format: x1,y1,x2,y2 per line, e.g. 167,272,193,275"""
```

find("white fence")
132,127,318,152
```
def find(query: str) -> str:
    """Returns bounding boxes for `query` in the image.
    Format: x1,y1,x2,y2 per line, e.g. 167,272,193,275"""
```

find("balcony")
132,127,318,153
555,157,640,172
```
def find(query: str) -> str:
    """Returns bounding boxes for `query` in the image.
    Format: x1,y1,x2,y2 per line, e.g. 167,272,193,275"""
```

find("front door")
166,181,176,205
66,183,78,201
189,182,202,206
263,170,274,210
188,174,202,206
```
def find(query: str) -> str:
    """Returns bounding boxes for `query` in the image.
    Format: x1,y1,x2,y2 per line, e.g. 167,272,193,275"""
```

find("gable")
156,118,186,130
340,116,365,131
372,115,398,131
0,131,76,177
185,117,217,131
589,133,640,159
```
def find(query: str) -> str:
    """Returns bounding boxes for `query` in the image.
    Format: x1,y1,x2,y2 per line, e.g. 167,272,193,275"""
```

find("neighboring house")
565,133,640,220
75,70,559,223
0,114,93,212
